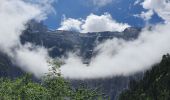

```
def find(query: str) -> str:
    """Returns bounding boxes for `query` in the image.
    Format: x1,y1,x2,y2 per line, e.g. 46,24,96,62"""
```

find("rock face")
0,22,142,100
21,22,140,59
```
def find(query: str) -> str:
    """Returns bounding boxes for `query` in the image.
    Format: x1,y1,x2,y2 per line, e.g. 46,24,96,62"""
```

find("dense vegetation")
119,54,170,100
0,61,105,100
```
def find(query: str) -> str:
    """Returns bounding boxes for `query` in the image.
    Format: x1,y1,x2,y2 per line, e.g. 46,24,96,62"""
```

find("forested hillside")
119,54,170,100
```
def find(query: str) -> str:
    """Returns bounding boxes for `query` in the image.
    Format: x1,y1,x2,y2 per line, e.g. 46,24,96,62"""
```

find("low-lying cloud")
1,0,170,80
60,23,170,79
0,0,53,77
60,0,170,79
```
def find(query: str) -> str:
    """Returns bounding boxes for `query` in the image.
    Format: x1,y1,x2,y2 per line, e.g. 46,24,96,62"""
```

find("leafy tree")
43,60,106,100
0,74,48,100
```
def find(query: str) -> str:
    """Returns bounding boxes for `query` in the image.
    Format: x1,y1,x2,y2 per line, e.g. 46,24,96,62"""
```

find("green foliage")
0,60,105,100
0,74,48,100
71,84,104,100
119,54,170,100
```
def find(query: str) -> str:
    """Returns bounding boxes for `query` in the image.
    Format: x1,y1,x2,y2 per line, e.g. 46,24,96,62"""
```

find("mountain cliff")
21,22,140,59
0,22,141,100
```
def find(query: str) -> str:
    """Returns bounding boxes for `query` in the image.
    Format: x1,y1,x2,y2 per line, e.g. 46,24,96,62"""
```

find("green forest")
119,54,170,100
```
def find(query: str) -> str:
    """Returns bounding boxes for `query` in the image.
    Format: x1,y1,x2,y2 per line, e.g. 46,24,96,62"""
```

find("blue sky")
43,0,163,29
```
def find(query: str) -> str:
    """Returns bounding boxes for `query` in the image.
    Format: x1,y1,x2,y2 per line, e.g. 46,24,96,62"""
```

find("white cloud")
134,0,141,5
58,13,130,33
58,17,82,32
91,0,113,7
134,10,154,21
141,0,170,22
0,0,53,77
81,13,130,33
140,10,154,21
0,0,41,51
